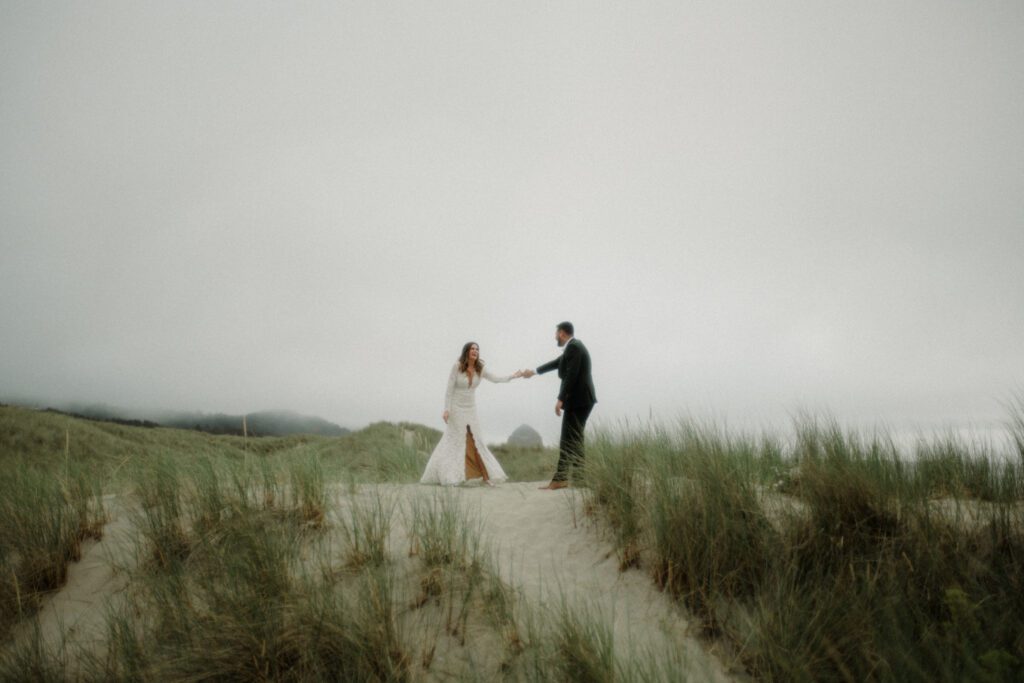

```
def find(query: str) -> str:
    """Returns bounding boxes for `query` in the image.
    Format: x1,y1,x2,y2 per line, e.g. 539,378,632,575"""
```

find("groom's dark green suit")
536,337,596,483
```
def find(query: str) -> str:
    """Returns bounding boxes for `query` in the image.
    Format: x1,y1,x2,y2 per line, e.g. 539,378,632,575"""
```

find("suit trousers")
553,404,594,482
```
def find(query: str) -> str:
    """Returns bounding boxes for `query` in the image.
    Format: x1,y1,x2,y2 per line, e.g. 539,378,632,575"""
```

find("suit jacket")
536,338,597,410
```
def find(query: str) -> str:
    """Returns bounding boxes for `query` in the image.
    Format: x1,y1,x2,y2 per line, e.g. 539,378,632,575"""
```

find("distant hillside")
0,405,436,482
161,409,350,437
34,402,350,437
40,407,162,430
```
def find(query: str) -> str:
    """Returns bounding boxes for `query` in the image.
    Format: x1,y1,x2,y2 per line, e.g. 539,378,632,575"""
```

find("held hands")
442,410,449,424
504,366,559,414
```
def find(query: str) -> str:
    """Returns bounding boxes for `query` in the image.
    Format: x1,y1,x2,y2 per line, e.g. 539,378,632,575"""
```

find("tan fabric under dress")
464,426,489,481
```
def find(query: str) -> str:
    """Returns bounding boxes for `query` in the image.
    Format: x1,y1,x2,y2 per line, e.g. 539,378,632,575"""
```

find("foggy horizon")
3,2,1023,448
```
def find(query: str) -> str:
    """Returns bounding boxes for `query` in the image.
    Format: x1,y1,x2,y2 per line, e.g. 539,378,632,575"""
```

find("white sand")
399,481,741,681
11,495,136,662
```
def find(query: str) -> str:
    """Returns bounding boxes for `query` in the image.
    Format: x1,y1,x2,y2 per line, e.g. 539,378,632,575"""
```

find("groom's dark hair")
557,321,574,336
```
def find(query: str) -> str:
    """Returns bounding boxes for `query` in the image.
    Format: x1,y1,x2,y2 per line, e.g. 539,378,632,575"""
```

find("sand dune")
418,481,740,681
16,483,741,681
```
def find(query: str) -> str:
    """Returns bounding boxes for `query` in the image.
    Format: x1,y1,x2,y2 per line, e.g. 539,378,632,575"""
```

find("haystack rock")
508,424,543,448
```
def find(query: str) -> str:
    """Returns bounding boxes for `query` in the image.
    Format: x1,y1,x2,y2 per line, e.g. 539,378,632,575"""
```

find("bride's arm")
482,365,518,383
444,363,458,416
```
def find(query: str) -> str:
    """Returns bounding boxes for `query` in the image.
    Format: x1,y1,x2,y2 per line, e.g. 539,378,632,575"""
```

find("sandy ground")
331,483,741,679
14,483,741,681
379,481,741,681
12,495,137,663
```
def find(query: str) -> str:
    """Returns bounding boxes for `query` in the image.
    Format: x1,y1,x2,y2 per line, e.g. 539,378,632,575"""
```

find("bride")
420,342,524,486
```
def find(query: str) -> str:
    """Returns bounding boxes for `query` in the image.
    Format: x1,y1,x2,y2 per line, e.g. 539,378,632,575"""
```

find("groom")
524,321,596,490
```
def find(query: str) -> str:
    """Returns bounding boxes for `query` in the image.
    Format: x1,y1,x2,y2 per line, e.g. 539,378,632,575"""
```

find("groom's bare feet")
539,481,568,490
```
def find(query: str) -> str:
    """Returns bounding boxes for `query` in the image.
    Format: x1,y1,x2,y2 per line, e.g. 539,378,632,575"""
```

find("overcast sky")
2,1,1022,446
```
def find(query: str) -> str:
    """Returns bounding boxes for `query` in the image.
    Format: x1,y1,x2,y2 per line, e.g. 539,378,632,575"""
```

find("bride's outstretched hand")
512,369,524,379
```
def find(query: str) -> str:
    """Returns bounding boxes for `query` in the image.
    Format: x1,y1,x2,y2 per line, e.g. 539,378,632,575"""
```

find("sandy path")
16,475,1016,679
9,495,137,661
13,483,741,681
399,481,741,681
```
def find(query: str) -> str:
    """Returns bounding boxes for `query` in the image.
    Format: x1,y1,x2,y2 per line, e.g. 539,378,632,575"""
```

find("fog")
2,2,1022,446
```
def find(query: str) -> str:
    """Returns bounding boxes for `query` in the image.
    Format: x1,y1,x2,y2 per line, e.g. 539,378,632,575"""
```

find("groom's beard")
557,339,566,347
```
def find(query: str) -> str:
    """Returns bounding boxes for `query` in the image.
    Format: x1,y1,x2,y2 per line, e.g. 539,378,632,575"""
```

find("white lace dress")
420,363,513,486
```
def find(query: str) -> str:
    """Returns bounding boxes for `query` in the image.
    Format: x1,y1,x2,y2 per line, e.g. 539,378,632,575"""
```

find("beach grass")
0,407,625,681
581,413,1024,682
337,487,398,570
0,456,107,642
6,400,1023,680
489,443,560,482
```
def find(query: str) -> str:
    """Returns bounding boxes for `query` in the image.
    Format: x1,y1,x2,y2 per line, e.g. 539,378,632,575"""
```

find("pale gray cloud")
3,1,1022,446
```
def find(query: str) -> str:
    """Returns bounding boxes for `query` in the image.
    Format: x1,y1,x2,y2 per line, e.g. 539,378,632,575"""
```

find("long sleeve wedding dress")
420,363,512,485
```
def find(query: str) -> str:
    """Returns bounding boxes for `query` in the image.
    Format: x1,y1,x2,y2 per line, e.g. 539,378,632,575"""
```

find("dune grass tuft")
0,459,106,641
338,488,397,570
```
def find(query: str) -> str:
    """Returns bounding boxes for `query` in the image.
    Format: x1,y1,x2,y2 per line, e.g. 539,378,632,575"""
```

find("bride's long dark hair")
458,342,484,376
